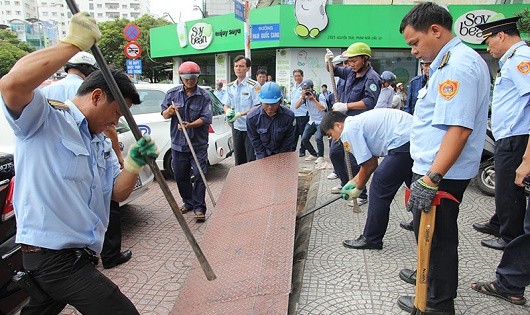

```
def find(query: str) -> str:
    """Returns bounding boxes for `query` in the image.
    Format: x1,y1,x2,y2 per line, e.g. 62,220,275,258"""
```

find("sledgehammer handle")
65,0,216,281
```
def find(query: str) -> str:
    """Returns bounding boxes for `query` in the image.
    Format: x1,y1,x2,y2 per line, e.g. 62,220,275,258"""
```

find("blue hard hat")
259,82,283,103
381,71,396,83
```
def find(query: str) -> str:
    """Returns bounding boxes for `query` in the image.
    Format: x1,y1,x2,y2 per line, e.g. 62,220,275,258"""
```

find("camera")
305,91,312,96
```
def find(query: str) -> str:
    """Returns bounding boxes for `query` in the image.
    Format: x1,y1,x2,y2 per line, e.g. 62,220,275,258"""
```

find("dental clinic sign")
189,22,213,50
454,10,496,45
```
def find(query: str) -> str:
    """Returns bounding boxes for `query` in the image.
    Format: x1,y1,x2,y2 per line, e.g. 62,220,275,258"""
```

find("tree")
0,29,35,77
97,15,172,83
516,8,530,44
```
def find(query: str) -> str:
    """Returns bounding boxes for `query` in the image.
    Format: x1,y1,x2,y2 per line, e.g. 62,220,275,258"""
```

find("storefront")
150,4,527,97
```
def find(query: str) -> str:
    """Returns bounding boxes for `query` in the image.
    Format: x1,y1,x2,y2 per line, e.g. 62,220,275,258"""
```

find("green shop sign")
149,4,528,58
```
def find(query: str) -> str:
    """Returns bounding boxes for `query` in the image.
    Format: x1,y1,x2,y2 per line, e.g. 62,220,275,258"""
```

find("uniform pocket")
58,138,90,181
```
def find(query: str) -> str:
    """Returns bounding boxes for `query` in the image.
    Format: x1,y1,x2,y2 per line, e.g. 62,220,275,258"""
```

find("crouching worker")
321,109,413,249
247,82,296,159
0,12,157,314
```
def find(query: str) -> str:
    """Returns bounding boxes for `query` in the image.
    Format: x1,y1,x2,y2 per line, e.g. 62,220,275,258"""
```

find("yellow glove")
61,12,101,51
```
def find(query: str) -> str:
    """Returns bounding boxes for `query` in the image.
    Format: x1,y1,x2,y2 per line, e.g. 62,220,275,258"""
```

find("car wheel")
163,150,175,179
475,159,495,196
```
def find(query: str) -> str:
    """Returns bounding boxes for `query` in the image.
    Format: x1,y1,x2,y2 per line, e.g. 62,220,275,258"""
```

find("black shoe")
299,152,306,157
399,268,416,285
481,237,508,251
397,296,455,315
342,235,382,250
103,250,132,269
472,222,499,237
400,220,414,231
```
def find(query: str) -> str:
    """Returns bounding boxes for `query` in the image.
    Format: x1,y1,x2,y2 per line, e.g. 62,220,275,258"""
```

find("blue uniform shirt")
213,89,226,102
374,86,394,109
334,65,381,116
1,89,120,253
41,74,84,101
223,77,261,131
405,74,427,114
290,82,308,117
411,37,490,179
491,41,530,140
341,109,412,164
246,105,296,159
306,93,327,124
161,85,213,152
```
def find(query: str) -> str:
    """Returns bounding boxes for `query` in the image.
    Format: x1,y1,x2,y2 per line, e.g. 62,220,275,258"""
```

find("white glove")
332,102,348,112
325,49,334,63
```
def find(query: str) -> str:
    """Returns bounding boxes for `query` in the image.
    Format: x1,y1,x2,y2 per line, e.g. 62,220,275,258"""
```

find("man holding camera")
296,79,327,164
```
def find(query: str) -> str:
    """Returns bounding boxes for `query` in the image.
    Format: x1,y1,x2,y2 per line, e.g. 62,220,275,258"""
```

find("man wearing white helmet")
374,71,397,109
41,51,98,102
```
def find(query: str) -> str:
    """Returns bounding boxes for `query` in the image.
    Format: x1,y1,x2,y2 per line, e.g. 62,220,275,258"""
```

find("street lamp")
161,12,176,24
192,5,207,18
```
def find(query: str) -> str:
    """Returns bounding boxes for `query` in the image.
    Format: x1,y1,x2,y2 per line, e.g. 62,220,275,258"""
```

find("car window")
207,91,224,116
133,89,166,115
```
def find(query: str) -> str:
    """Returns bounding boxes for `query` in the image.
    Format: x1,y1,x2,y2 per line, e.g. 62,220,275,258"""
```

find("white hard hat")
332,54,348,65
67,52,97,67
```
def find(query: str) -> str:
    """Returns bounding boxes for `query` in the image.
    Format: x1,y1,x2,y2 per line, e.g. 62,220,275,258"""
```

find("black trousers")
295,116,309,154
489,135,527,242
411,174,469,310
21,249,138,314
232,128,255,166
101,200,122,264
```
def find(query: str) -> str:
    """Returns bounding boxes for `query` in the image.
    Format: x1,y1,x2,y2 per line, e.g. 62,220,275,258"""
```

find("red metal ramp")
171,152,298,315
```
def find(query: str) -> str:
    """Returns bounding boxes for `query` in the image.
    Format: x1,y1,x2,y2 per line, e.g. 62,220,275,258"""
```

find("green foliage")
0,29,35,77
97,15,172,82
516,8,530,44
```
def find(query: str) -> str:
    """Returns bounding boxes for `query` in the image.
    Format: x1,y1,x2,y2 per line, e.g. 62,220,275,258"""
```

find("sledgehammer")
405,188,459,313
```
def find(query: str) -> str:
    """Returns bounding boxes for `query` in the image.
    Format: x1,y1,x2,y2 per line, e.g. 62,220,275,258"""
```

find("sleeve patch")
517,61,530,74
438,79,459,101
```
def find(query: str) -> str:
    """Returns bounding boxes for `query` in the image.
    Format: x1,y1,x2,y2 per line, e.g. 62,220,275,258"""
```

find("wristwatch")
426,170,443,185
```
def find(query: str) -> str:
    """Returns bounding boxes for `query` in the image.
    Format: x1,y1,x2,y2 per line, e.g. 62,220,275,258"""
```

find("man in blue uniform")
290,69,309,157
41,51,131,269
222,55,261,165
247,82,296,159
321,109,413,250
374,71,397,109
297,79,327,163
472,16,530,251
404,60,431,114
396,3,490,314
0,12,157,314
162,61,212,222
472,138,530,306
213,81,226,102
470,15,530,307
324,43,381,206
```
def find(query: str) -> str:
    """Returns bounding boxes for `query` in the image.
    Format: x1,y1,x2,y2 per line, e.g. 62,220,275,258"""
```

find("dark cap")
301,79,314,89
476,16,520,40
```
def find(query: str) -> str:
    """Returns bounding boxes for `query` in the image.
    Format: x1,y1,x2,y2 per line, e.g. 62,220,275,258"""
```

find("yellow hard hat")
343,42,371,58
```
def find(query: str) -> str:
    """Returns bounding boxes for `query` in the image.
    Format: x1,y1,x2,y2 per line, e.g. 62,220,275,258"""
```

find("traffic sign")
126,59,142,75
123,23,141,41
234,1,245,22
124,41,142,59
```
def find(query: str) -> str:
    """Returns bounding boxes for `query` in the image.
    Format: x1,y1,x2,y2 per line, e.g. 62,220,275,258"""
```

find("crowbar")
326,49,360,213
65,0,216,281
172,101,216,207
297,196,341,219
405,188,459,312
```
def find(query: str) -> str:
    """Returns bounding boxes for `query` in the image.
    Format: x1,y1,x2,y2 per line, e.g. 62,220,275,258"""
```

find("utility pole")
243,0,251,77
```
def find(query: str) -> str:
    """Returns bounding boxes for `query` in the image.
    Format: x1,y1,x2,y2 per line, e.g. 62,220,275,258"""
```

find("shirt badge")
254,85,261,93
517,61,530,74
438,80,459,101
369,84,377,92
342,141,351,153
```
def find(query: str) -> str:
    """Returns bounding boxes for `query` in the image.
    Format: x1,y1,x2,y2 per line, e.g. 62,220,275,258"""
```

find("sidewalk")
294,164,530,315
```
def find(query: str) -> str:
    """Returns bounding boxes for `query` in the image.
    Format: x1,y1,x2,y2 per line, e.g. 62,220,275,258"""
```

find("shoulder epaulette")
247,78,257,86
47,99,70,111
438,51,451,69
508,48,517,60
227,80,236,86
